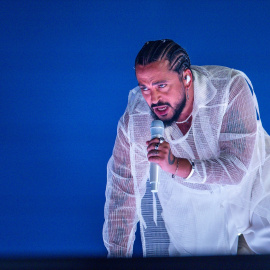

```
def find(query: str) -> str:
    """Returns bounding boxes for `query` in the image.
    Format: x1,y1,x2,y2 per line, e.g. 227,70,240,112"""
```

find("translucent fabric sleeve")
103,111,138,257
191,74,257,185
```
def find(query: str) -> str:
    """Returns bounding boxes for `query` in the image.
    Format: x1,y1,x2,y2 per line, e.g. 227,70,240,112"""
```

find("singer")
103,39,270,257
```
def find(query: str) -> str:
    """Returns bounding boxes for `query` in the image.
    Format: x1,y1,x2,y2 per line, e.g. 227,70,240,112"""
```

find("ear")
182,69,192,88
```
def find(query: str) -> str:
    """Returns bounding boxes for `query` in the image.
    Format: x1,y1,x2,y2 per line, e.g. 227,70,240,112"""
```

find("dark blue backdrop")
1,0,269,257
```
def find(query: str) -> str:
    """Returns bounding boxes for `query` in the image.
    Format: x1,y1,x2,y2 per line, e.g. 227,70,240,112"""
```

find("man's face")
136,60,186,125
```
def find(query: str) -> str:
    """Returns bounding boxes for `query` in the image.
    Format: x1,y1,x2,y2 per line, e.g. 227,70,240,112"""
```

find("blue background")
1,0,269,257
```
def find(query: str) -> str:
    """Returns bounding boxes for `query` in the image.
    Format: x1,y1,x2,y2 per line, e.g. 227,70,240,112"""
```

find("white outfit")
103,66,270,257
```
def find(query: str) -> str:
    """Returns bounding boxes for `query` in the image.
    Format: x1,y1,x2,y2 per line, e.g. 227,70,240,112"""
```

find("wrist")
171,158,195,179
172,158,179,178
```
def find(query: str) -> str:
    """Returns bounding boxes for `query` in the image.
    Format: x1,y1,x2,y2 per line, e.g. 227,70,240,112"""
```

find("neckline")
176,113,192,124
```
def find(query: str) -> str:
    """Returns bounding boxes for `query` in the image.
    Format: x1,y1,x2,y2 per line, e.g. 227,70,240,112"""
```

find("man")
103,39,270,257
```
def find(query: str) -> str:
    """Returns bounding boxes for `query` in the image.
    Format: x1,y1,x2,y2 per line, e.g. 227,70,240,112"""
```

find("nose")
150,88,160,105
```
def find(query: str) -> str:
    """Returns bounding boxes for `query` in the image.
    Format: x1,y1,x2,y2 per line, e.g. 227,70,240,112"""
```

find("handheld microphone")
150,120,164,192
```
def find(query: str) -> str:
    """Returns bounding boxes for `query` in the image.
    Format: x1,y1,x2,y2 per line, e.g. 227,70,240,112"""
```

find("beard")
150,96,187,127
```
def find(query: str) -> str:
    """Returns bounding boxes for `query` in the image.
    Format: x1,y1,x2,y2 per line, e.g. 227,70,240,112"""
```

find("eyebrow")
138,80,168,87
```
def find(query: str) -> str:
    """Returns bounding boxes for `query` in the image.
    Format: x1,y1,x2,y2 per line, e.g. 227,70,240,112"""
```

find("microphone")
150,120,164,192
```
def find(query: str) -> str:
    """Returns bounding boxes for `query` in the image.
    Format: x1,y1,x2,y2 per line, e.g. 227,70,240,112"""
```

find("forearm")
103,195,137,257
189,154,248,184
103,110,138,257
103,155,138,257
171,146,254,185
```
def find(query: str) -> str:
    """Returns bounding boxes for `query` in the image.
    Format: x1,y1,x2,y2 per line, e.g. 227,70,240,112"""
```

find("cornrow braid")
135,39,191,76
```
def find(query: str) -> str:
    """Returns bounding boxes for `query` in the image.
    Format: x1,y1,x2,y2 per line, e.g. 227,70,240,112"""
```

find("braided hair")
135,39,191,77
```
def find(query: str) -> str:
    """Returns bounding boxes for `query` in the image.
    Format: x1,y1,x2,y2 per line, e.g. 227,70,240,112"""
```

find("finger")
150,143,160,152
146,138,161,145
147,150,161,163
147,141,169,153
154,143,160,150
148,149,168,161
147,142,160,152
147,149,160,158
148,155,161,163
159,137,165,144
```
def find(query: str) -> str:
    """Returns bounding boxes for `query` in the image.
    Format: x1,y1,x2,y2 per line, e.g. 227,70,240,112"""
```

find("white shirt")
103,66,270,257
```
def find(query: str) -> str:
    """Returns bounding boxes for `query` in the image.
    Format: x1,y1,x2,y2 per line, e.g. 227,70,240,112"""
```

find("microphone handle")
150,120,164,193
150,162,159,192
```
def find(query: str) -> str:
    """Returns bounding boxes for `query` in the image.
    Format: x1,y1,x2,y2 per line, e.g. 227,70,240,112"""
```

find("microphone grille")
151,120,164,129
150,120,164,138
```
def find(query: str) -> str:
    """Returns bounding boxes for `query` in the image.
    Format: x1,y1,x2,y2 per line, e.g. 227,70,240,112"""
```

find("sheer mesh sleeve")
103,111,138,257
191,73,257,185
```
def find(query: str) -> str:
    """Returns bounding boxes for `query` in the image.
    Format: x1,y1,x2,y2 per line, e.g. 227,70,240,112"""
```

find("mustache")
151,101,172,109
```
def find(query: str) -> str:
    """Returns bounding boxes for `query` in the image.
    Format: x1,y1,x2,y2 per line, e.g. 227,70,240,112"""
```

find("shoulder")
126,86,151,115
191,65,234,107
191,65,234,80
192,65,251,84
118,87,151,129
192,65,253,106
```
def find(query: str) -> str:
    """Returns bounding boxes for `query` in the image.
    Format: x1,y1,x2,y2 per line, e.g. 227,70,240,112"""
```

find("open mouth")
153,105,169,116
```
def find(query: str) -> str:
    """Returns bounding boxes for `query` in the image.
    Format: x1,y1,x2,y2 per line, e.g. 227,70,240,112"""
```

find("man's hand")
146,138,177,175
146,138,192,178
